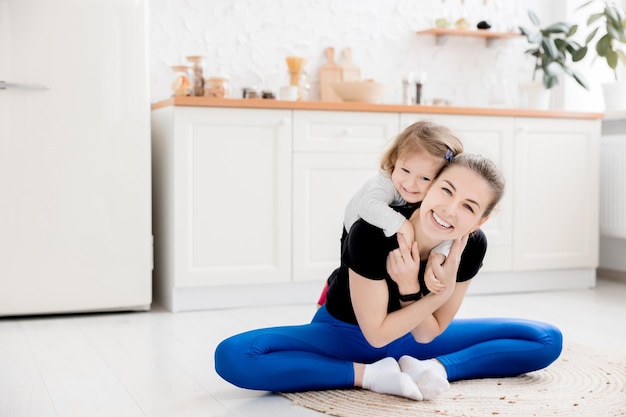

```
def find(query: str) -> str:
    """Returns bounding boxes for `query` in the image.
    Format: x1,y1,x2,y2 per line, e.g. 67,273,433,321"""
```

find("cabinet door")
292,110,398,282
173,107,292,286
400,114,515,272
513,117,600,270
292,153,380,282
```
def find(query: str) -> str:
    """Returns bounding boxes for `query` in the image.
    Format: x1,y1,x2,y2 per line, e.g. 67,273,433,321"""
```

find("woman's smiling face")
419,164,494,240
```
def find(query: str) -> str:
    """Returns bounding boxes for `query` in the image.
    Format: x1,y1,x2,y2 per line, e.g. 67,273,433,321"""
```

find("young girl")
215,153,562,401
317,120,464,306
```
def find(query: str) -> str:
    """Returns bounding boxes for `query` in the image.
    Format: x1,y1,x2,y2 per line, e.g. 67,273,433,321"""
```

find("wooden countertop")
151,96,604,120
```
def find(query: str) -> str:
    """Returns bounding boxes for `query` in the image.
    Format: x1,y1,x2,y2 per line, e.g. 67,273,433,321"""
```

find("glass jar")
242,87,260,99
170,65,191,97
288,70,309,101
261,90,276,99
204,76,230,99
186,55,206,96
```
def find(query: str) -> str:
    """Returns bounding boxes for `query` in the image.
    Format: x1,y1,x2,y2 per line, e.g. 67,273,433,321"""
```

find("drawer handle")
0,80,49,90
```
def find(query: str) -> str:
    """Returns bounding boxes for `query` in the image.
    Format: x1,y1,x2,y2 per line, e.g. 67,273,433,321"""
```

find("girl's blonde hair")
380,120,464,176
445,153,506,218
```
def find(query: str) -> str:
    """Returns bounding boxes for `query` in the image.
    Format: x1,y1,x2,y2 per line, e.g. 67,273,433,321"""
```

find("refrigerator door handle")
0,80,49,90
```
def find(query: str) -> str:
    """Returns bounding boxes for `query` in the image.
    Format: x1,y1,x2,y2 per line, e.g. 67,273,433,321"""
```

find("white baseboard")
162,268,597,312
466,268,596,295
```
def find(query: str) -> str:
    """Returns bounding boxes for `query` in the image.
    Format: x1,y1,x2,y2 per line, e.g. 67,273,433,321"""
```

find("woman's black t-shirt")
325,205,487,325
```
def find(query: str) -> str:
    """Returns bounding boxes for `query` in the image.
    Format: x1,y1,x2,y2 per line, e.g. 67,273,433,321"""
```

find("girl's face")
391,150,445,204
419,164,493,240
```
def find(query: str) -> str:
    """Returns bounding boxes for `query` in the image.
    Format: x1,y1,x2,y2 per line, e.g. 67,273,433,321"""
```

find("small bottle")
414,71,427,105
204,76,231,98
402,72,416,105
170,65,191,97
415,82,423,105
186,55,206,96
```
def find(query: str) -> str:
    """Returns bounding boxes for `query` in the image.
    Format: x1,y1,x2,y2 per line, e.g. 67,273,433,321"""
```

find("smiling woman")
214,133,562,403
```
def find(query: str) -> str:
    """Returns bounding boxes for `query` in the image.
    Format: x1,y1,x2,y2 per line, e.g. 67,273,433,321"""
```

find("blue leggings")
214,305,562,392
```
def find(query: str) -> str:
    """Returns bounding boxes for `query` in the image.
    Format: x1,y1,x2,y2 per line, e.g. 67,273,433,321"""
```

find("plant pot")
601,81,626,113
519,81,551,109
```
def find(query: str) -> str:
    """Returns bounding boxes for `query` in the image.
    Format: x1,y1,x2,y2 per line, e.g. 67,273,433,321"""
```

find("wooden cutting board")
319,47,342,102
341,48,361,81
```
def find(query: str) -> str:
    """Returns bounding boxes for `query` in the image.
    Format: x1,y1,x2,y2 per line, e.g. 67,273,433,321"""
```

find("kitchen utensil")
340,48,361,82
286,56,306,83
285,56,308,100
319,47,342,102
331,80,389,103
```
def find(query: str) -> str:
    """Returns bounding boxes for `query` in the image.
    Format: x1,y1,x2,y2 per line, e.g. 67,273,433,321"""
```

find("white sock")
398,356,450,400
362,357,423,401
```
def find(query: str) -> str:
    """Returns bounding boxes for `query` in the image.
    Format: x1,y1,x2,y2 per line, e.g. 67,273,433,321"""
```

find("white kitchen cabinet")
512,117,600,271
151,106,292,311
292,111,398,282
151,104,600,311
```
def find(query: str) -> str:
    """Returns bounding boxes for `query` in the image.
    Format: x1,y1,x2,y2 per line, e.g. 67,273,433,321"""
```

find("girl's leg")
388,317,563,382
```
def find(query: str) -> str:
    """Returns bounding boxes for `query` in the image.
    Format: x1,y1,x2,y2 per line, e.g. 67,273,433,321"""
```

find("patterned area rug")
281,343,626,417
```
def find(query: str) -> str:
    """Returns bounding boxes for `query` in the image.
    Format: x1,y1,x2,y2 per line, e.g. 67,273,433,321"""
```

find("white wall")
149,0,601,111
561,0,626,112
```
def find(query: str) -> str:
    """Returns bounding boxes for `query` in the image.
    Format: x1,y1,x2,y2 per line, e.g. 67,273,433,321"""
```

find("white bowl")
331,81,389,103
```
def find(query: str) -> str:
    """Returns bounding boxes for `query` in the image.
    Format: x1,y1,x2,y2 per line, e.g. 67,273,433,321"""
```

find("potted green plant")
578,0,626,111
579,0,626,79
519,10,589,108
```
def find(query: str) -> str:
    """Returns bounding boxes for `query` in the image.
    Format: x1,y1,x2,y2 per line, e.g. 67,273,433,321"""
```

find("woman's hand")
386,234,421,296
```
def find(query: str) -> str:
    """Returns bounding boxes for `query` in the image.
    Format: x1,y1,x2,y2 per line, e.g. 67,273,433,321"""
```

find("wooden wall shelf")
416,28,521,47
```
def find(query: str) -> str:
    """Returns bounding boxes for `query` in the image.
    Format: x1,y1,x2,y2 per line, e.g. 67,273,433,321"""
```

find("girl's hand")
424,253,447,294
429,234,470,297
386,234,421,295
397,220,415,248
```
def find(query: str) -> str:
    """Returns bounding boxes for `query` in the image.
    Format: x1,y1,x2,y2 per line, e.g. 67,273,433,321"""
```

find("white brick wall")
149,0,601,111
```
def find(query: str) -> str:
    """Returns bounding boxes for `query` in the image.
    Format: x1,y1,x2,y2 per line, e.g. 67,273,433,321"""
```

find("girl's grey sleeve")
432,240,452,257
355,175,407,237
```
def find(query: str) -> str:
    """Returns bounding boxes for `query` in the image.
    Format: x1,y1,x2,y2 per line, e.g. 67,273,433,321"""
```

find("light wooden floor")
2,277,626,417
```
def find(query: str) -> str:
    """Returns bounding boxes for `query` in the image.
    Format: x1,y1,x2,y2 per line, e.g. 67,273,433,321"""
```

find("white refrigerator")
0,0,152,316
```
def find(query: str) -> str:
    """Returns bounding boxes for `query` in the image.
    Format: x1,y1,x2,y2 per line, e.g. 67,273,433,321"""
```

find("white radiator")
600,135,626,239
